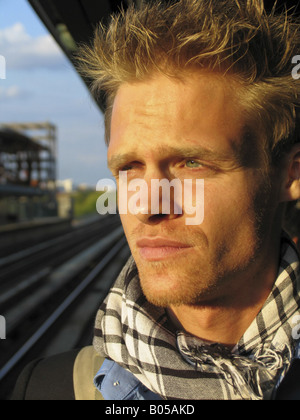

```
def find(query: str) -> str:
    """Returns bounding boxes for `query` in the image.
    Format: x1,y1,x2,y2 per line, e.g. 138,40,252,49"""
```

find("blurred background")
0,0,115,225
0,0,136,400
0,0,299,400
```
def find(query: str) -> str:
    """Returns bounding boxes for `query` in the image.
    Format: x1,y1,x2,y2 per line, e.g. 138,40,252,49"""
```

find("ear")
280,144,300,203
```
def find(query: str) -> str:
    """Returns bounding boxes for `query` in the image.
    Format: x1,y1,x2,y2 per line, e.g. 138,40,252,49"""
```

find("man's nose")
133,172,183,225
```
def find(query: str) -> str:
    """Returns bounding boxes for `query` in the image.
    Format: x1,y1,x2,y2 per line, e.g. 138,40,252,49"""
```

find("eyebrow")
107,145,235,172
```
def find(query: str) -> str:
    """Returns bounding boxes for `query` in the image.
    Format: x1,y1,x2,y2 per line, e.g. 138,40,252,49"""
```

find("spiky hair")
77,0,300,159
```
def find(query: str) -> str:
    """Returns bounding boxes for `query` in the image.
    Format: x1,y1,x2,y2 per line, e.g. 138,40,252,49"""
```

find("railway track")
0,214,120,290
0,214,131,400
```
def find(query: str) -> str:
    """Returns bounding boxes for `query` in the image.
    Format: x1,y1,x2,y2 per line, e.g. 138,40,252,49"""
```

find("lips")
136,237,192,261
137,237,191,248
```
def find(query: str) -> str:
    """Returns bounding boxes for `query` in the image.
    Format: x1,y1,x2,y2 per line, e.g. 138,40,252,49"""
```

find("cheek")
120,213,134,234
119,213,140,257
200,178,259,241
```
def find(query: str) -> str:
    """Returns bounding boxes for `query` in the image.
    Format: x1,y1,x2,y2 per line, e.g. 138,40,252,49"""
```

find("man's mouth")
136,237,192,261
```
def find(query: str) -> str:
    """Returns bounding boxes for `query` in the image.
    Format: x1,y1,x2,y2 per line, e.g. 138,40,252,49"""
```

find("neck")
168,236,281,348
168,303,267,349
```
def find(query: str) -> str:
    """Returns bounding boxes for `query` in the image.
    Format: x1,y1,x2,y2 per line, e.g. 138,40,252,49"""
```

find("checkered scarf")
94,235,300,400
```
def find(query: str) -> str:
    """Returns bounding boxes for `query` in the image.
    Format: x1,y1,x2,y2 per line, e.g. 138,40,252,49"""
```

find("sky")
0,0,112,187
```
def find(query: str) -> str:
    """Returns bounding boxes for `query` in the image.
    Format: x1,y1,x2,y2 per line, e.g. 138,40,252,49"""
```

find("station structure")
0,122,58,224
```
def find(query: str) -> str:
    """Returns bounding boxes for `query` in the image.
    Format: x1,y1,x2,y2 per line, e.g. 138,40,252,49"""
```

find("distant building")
56,179,73,193
0,122,58,224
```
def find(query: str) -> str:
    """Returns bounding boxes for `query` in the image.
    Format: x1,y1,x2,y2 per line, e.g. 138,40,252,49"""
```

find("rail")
0,215,131,399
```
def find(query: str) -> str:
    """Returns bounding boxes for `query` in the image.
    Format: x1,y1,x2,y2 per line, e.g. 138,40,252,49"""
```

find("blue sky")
0,0,112,186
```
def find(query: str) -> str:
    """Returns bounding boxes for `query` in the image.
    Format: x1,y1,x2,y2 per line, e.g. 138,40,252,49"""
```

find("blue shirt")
94,359,162,400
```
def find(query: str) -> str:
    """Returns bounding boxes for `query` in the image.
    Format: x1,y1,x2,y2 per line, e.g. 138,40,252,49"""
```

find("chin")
138,271,217,308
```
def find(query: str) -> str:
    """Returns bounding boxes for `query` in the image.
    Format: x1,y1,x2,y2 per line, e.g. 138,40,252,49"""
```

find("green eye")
185,160,202,168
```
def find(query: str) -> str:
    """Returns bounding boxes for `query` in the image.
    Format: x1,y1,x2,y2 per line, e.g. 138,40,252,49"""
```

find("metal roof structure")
0,128,49,196
27,0,300,113
0,128,49,154
0,123,57,196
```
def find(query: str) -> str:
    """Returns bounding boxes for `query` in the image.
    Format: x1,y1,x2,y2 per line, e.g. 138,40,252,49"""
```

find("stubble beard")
134,244,232,308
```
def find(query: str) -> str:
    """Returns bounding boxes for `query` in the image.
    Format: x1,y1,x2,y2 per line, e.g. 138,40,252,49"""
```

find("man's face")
108,72,279,307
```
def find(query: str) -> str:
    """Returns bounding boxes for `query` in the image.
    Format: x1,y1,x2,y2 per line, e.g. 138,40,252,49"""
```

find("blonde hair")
77,0,300,161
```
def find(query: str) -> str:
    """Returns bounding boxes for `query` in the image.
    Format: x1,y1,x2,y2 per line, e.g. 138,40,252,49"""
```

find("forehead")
108,72,250,163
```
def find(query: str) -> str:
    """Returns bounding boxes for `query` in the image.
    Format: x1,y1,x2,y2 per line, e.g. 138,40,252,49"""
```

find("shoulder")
11,347,105,400
11,346,160,401
11,348,80,400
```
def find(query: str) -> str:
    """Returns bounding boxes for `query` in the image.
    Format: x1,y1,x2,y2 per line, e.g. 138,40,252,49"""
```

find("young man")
13,0,300,400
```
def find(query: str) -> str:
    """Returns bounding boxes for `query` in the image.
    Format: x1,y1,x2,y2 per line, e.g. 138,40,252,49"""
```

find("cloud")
0,23,66,70
0,85,30,100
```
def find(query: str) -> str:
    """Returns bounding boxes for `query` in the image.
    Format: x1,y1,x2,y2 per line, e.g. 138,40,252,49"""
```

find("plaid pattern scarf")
94,235,300,400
